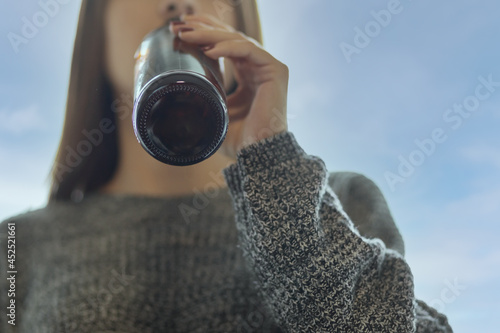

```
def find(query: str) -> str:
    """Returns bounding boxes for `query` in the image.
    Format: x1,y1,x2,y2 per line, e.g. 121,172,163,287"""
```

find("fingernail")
170,20,186,26
201,45,214,52
178,27,194,35
169,20,185,33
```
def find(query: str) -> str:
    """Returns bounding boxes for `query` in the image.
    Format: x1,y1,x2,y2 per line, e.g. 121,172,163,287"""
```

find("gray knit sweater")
0,132,452,332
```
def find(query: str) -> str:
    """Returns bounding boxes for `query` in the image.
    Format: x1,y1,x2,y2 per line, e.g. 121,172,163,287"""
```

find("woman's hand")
170,14,289,159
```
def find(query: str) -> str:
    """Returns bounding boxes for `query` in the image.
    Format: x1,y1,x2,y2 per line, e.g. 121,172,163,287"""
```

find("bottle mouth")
133,72,228,166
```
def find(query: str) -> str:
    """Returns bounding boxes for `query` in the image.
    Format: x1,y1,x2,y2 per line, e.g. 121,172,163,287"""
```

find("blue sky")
1,0,499,331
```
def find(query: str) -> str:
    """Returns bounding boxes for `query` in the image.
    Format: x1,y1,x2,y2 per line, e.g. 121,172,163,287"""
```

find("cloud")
448,188,500,221
461,145,500,169
402,175,500,300
407,230,500,286
288,80,333,119
0,144,53,222
407,235,499,333
0,105,46,134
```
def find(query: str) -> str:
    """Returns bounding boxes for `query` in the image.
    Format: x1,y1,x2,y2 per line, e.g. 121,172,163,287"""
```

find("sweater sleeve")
223,131,452,333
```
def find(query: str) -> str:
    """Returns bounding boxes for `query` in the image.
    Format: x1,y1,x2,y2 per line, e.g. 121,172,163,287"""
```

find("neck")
100,98,235,198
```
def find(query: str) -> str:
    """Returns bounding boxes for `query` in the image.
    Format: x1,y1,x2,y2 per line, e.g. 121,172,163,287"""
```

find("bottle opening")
148,88,217,156
133,72,228,166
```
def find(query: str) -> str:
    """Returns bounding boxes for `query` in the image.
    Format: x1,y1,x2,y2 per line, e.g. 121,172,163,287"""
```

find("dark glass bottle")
133,23,228,166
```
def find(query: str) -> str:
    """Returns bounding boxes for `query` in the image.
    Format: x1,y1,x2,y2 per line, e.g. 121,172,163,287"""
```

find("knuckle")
234,39,254,50
235,31,249,40
278,63,289,78
244,40,255,48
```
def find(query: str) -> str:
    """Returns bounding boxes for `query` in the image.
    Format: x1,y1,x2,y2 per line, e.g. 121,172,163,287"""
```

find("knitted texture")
0,132,452,332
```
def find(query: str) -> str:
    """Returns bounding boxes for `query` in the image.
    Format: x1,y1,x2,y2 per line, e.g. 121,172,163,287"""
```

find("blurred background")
1,0,499,331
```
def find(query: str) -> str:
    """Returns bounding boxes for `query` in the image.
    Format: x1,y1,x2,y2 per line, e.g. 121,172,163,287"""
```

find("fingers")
169,13,249,46
176,28,246,46
169,14,232,37
169,17,272,65
180,14,235,31
203,39,275,66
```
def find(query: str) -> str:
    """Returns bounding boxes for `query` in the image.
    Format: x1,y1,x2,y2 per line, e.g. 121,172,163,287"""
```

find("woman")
0,0,452,332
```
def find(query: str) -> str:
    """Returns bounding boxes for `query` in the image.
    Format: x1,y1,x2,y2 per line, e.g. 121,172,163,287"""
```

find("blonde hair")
49,0,262,201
